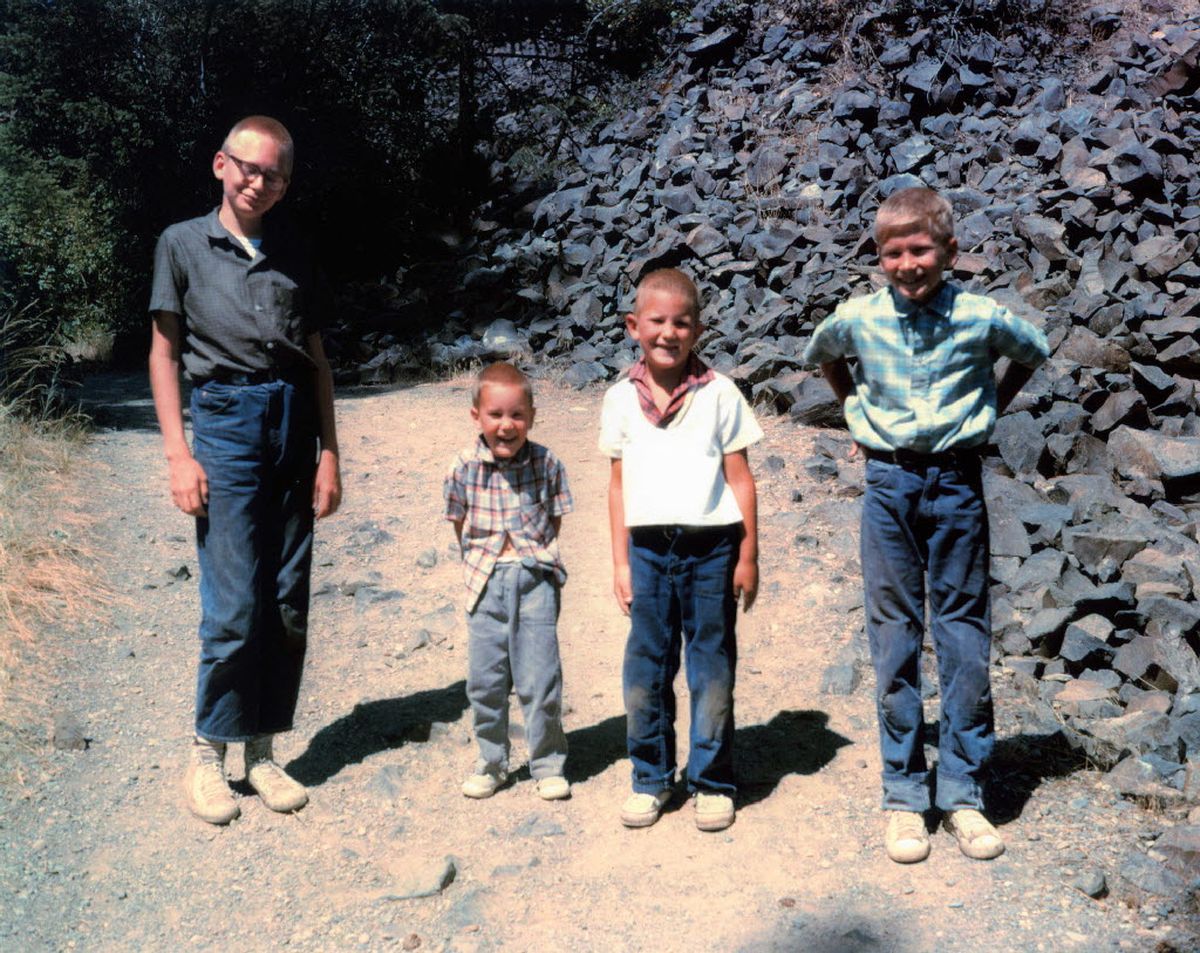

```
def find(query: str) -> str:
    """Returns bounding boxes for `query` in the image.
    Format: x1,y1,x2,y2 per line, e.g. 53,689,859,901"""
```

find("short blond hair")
875,187,955,247
472,361,533,408
634,268,701,318
223,115,294,173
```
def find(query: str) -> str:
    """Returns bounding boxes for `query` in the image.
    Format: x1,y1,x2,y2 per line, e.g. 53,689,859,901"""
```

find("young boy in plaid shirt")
805,186,1049,864
444,362,574,800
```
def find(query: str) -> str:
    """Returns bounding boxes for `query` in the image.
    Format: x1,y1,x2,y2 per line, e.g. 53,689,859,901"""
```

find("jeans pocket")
692,532,735,598
865,459,894,490
521,570,561,623
193,382,240,416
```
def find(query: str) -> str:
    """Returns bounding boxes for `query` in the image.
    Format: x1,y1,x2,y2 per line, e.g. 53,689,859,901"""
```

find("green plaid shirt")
804,283,1050,453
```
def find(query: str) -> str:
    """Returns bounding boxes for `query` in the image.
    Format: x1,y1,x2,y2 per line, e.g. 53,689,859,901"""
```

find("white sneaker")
943,809,1005,860
885,810,931,864
694,792,735,832
244,735,308,813
534,776,571,800
183,738,239,825
620,789,672,828
462,770,507,799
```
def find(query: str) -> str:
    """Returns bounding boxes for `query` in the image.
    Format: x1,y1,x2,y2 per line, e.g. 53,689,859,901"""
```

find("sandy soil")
0,371,1191,952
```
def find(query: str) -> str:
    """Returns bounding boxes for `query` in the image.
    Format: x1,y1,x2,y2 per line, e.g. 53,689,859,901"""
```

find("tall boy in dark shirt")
149,116,341,824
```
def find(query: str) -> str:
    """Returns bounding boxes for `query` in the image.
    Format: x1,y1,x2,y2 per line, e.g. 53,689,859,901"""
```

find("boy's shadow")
736,710,852,807
984,730,1090,824
917,723,1090,824
284,680,469,786
562,709,851,804
564,715,628,785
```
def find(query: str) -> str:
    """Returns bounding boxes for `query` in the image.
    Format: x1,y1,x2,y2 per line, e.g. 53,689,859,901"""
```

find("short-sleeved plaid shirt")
804,282,1050,453
443,437,573,610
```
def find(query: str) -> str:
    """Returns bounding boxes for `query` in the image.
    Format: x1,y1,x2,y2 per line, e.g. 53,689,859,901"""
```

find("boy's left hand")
313,449,342,518
733,558,758,611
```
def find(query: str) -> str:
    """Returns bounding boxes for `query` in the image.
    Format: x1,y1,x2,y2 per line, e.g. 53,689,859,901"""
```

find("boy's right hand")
613,565,633,615
169,455,209,517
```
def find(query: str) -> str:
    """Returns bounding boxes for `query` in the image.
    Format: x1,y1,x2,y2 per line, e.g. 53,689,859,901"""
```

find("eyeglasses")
223,152,289,192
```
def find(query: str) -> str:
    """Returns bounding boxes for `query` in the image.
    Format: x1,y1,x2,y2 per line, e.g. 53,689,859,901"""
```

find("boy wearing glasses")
149,115,341,824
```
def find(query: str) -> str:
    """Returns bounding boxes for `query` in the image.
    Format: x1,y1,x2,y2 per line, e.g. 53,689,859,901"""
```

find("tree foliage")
1,0,452,340
0,0,683,386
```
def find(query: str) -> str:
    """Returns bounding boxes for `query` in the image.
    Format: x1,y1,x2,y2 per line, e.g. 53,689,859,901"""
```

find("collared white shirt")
599,373,762,527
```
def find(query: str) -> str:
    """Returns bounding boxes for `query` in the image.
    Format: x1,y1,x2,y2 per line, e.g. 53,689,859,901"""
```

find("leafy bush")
0,0,452,360
0,0,686,402
0,153,125,342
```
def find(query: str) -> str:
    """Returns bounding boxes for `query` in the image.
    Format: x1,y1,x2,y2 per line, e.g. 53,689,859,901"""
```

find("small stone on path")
51,711,88,751
382,856,457,900
1071,869,1107,898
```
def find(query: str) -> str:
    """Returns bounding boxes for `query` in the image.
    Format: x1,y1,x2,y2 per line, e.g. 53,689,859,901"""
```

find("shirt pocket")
518,501,551,543
271,279,304,337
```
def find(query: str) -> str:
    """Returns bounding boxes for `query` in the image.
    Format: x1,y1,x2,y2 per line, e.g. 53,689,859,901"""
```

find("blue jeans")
861,456,992,812
624,525,738,795
190,379,317,742
466,560,566,779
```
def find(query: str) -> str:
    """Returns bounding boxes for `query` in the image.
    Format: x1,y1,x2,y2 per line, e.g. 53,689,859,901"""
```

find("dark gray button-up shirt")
149,209,331,381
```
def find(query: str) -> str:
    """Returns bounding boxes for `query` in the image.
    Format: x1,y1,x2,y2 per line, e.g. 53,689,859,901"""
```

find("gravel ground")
0,371,1195,953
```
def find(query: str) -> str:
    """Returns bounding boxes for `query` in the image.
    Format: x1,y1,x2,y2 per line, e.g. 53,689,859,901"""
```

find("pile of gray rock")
341,2,1200,799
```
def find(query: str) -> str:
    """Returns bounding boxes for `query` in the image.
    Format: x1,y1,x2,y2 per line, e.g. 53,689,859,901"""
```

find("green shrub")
0,151,126,342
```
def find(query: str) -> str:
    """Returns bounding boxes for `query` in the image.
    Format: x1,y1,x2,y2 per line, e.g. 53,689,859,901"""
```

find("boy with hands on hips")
805,187,1049,863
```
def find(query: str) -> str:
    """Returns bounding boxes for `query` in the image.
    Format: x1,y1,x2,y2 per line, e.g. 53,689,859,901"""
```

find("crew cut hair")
874,186,955,247
472,361,534,408
223,115,294,172
634,267,702,318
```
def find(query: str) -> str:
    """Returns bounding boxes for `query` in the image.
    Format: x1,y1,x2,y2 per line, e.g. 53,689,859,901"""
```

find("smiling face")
625,288,701,386
213,128,290,226
878,227,958,305
471,381,534,460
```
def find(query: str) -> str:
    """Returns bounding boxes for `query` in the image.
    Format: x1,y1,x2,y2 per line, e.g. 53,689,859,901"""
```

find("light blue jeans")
861,455,993,813
466,560,567,779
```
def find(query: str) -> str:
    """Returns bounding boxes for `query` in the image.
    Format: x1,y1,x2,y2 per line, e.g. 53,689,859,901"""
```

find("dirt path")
0,372,1186,952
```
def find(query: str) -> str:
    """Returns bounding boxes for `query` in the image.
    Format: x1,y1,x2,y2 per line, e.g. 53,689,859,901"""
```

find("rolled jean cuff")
633,776,675,795
881,772,930,812
934,770,984,812
197,728,292,744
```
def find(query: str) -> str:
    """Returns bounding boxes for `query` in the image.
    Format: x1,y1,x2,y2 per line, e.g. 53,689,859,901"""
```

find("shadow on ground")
985,730,1091,824
737,709,853,807
286,680,468,785
563,709,851,799
738,908,914,953
564,714,626,785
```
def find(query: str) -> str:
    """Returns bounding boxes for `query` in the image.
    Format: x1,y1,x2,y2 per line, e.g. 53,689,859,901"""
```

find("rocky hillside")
338,0,1200,811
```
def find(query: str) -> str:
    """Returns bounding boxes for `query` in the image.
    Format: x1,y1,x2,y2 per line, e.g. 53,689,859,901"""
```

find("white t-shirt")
598,373,763,527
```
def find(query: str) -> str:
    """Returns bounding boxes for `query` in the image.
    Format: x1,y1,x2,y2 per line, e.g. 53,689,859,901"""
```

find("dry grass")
0,291,110,655
0,408,108,725
0,407,112,783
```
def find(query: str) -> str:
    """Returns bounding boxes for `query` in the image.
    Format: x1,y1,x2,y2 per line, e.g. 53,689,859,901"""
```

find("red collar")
627,354,714,427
